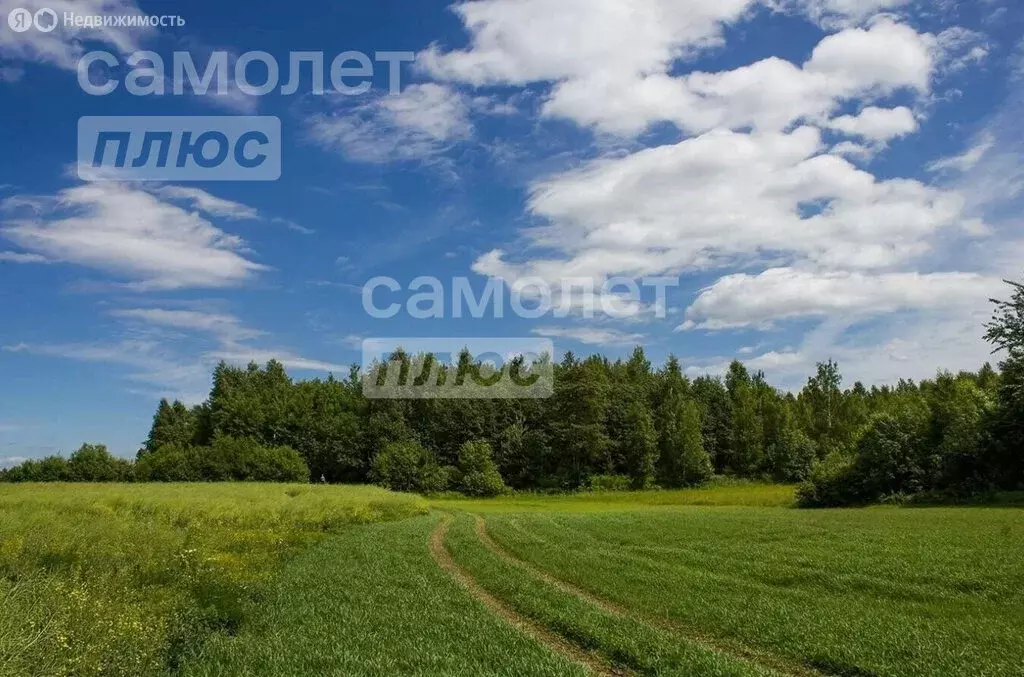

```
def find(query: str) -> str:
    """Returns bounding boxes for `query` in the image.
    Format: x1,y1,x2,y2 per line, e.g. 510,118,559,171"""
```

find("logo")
7,8,31,32
6,7,56,32
33,8,57,32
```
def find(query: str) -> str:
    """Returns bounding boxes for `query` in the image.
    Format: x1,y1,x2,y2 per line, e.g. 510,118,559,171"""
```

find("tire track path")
474,515,833,677
428,514,630,677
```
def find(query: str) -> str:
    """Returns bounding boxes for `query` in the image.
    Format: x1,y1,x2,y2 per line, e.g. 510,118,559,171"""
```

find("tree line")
4,281,1022,505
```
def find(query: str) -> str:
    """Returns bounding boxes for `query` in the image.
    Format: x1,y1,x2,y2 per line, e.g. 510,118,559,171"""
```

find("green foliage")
455,440,506,497
984,280,1024,489
65,444,133,482
145,399,200,453
796,452,862,508
658,393,713,487
764,427,817,483
11,290,1022,503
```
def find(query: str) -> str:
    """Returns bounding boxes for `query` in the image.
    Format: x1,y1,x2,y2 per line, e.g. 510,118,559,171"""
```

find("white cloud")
680,267,1001,330
109,308,265,343
4,340,212,403
544,18,936,135
307,83,472,163
686,308,997,390
4,306,348,402
0,182,267,290
419,0,755,86
531,326,645,346
782,0,913,29
205,348,348,373
827,106,917,142
147,186,260,220
928,132,995,173
0,250,51,263
475,125,972,286
426,4,938,137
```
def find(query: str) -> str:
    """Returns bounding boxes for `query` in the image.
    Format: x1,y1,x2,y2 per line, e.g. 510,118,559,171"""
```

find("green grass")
481,505,1024,677
5,481,1022,677
0,483,426,677
443,512,779,677
182,513,583,677
432,479,796,513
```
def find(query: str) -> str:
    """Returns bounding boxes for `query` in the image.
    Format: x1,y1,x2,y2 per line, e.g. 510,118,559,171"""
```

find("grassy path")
473,515,829,677
429,515,626,677
183,513,585,676
442,512,776,677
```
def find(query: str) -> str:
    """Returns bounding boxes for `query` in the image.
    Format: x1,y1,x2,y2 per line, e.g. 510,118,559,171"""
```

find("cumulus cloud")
0,182,267,290
426,4,939,137
475,125,973,286
827,106,918,142
419,0,755,85
680,268,1001,330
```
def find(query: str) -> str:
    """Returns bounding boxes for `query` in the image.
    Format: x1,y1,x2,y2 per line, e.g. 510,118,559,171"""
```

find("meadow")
0,484,426,677
1,482,1022,676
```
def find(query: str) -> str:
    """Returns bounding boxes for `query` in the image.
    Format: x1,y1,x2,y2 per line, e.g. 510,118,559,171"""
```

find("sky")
0,0,1022,462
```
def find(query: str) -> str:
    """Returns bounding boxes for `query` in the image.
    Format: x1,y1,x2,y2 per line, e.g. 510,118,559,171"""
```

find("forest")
4,280,1023,507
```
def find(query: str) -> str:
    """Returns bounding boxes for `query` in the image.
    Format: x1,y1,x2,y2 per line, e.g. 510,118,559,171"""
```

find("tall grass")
432,479,797,513
0,484,426,677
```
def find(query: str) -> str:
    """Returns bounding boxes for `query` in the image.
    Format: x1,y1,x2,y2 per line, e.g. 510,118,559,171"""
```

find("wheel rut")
474,515,834,677
428,514,630,677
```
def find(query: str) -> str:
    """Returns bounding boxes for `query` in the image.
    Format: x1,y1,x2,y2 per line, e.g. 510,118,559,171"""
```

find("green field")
1,483,1022,676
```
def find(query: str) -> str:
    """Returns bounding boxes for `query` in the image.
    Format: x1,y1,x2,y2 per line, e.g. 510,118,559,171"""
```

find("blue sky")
0,0,1022,462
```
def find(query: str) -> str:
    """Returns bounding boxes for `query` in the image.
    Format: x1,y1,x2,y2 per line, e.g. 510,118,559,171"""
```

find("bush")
798,409,931,507
765,429,818,483
135,437,308,483
67,444,133,482
455,440,507,497
201,436,309,482
370,441,446,493
796,452,861,508
587,474,632,492
135,444,202,482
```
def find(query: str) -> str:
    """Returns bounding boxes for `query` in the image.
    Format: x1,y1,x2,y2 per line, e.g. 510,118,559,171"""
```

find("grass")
432,479,797,513
442,512,780,676
181,513,584,677
4,481,1022,676
480,504,1024,677
0,483,426,677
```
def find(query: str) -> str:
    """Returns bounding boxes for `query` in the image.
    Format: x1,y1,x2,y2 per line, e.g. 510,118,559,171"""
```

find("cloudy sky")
0,0,1021,460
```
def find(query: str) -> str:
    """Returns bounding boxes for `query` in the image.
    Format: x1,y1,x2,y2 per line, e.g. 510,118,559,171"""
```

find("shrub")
796,452,861,507
67,444,134,482
455,440,507,497
370,441,443,493
135,444,202,482
587,474,632,492
201,436,309,482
